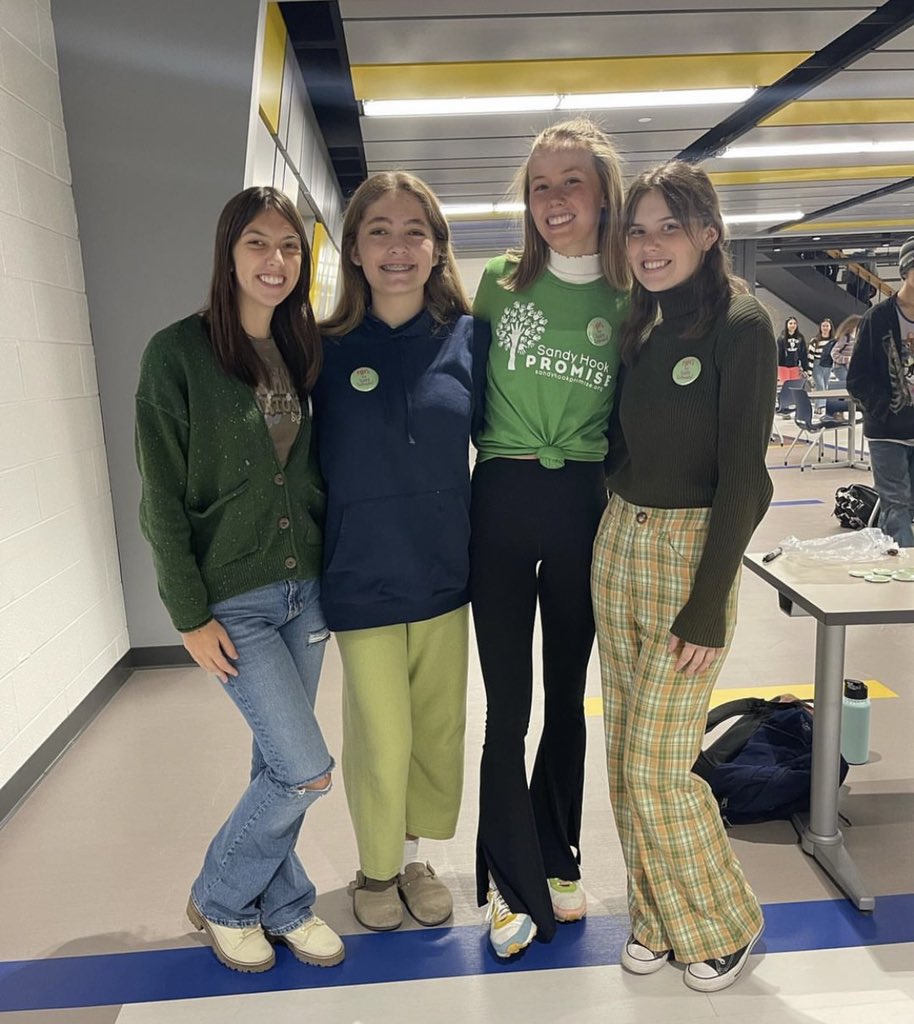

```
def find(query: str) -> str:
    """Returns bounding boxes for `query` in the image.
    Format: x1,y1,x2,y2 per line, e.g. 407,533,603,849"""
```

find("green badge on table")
350,367,379,392
672,356,701,386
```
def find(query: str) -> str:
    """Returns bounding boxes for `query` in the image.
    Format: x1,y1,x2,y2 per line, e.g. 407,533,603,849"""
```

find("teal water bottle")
840,679,870,765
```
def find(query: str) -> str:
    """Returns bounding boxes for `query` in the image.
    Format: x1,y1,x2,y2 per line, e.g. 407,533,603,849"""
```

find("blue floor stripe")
1,894,912,1012
769,499,825,507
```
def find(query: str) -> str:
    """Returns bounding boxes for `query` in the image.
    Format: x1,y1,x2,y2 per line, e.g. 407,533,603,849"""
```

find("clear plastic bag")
779,528,899,564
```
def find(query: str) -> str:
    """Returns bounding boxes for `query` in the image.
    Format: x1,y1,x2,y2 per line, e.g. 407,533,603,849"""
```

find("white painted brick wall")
0,0,128,789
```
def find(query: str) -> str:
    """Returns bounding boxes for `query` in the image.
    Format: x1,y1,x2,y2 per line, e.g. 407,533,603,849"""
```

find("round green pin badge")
672,356,701,386
864,573,891,583
892,570,914,581
848,570,869,577
586,317,612,347
350,366,379,392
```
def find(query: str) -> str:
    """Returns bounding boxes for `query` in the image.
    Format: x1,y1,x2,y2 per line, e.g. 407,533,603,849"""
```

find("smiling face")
625,188,718,292
787,318,798,334
231,207,302,337
527,146,605,257
820,319,833,337
351,191,437,325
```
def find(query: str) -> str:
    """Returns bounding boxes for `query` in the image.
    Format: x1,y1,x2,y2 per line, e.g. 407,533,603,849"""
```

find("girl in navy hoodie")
313,172,488,933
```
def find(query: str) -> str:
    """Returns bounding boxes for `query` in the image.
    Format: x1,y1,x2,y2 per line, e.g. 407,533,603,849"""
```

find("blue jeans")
812,365,830,411
191,578,332,933
868,441,914,547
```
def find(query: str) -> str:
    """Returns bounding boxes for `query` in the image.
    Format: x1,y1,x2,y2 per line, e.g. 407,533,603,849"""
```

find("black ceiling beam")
281,1,367,197
676,0,914,164
764,176,914,234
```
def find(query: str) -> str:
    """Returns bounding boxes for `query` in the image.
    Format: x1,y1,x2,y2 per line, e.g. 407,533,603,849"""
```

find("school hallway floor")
1,429,912,1023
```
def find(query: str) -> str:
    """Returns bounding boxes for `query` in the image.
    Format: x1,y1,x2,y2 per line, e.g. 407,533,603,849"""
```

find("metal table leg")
791,621,875,911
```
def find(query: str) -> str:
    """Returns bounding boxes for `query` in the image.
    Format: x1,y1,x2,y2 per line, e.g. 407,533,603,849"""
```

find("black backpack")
692,697,850,827
834,483,878,530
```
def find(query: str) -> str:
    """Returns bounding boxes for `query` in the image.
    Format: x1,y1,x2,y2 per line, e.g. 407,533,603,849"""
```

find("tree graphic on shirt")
496,302,548,371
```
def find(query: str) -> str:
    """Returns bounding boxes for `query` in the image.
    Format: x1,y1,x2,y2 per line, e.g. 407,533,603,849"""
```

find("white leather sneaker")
269,915,345,967
187,897,274,973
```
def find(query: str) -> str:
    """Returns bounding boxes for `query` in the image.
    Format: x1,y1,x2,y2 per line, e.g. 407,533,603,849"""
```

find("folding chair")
784,389,844,470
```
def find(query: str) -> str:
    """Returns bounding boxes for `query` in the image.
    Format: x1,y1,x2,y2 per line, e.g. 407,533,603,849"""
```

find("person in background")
313,172,488,933
592,161,774,993
829,314,862,420
471,117,629,958
776,316,807,415
135,187,343,974
831,314,862,386
808,317,836,412
847,237,914,547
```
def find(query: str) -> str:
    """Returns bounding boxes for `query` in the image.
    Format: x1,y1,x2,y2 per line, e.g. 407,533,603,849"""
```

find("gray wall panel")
52,0,262,648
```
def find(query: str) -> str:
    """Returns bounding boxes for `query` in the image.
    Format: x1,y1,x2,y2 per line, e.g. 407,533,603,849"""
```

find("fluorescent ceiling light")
560,88,755,110
363,96,558,117
441,203,799,224
363,88,756,118
724,211,803,224
722,140,914,159
442,202,525,217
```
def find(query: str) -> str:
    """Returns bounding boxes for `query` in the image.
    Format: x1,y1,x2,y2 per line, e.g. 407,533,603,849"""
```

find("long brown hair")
204,186,321,393
501,117,629,293
812,317,835,342
619,161,733,366
321,172,470,337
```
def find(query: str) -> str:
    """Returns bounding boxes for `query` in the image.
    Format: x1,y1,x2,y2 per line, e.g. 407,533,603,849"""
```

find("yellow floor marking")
584,680,896,717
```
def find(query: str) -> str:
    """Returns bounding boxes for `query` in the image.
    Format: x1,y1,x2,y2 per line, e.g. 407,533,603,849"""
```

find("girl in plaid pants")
592,162,776,992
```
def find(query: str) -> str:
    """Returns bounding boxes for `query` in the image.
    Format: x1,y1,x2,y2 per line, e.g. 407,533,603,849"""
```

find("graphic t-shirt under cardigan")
135,314,324,633
607,283,777,648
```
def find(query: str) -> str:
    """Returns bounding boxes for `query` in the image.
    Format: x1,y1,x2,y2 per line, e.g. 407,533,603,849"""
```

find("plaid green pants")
591,495,763,962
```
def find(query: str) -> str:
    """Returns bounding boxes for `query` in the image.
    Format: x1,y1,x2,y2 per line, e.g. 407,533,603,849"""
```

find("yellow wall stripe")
583,679,896,717
259,2,287,135
783,217,914,233
761,99,914,127
710,164,914,186
351,53,808,101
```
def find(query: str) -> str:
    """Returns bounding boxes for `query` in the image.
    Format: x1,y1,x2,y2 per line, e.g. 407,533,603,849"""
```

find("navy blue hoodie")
312,310,489,631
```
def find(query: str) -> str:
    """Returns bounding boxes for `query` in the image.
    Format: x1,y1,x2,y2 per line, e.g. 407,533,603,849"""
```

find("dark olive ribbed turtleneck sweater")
607,281,777,646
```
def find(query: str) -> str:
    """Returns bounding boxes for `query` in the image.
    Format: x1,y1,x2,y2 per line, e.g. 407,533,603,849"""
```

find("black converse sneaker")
684,924,763,992
620,934,671,975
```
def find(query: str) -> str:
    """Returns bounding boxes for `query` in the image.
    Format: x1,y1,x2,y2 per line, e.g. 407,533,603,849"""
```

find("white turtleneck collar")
547,248,603,284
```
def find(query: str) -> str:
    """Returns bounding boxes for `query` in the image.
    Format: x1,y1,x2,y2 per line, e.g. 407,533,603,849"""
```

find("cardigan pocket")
187,480,259,569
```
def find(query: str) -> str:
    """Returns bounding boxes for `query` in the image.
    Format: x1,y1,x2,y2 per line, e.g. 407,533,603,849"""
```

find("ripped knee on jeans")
299,772,332,793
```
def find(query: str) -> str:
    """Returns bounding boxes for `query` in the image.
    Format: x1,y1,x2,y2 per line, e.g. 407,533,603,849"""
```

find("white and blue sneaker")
485,885,537,958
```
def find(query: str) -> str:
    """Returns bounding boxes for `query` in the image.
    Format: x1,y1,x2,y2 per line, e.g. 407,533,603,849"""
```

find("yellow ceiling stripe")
782,217,914,232
761,99,914,127
351,53,809,101
710,164,914,185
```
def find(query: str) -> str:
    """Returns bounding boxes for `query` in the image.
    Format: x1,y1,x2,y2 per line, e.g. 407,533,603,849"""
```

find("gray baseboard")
0,645,193,829
130,645,194,668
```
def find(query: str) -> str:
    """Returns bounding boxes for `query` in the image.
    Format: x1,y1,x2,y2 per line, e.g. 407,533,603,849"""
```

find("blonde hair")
501,117,629,293
321,172,470,336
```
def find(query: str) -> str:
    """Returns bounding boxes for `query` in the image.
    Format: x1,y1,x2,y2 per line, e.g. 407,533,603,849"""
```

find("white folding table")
743,550,914,911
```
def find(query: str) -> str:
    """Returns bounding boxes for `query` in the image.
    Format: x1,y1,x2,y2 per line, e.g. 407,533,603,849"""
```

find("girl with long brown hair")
592,161,775,992
314,172,488,933
136,186,342,974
